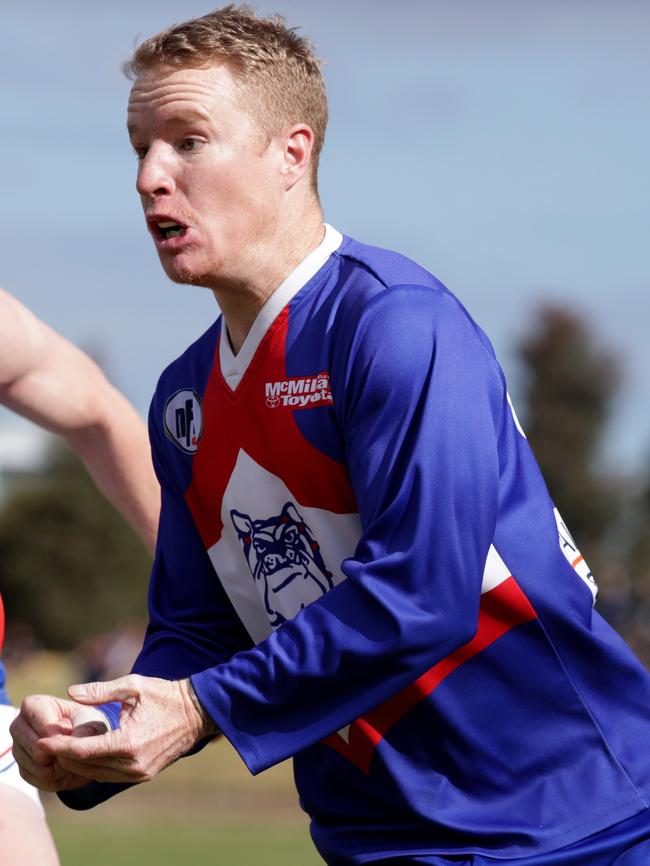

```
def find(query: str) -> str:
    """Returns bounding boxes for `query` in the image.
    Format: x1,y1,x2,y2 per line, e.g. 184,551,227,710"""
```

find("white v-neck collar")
219,223,343,391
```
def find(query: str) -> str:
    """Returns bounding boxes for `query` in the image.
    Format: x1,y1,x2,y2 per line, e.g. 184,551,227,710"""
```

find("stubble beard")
161,250,220,290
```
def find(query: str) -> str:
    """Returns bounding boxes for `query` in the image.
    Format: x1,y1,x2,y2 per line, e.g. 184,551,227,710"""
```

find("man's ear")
280,123,315,191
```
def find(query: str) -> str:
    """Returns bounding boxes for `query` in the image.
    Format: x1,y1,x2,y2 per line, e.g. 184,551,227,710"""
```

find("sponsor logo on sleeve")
554,508,598,602
163,389,203,453
264,371,333,409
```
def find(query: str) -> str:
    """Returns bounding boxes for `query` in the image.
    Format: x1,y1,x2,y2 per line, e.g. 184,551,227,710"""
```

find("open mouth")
156,220,187,240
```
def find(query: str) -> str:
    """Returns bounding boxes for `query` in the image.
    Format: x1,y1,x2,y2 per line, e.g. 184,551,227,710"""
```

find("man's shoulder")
152,318,221,408
326,233,500,373
331,234,480,338
336,234,446,296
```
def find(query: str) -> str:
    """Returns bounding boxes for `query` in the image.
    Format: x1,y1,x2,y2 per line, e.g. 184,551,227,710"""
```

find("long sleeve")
132,410,254,679
191,285,505,773
59,395,253,810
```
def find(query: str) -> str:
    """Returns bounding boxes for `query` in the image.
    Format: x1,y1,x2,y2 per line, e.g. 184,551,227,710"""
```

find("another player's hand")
35,674,215,785
10,694,109,792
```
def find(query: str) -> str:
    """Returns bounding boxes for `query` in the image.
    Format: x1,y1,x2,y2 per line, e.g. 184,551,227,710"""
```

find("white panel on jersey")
208,449,361,644
481,545,512,594
337,725,351,744
220,224,344,391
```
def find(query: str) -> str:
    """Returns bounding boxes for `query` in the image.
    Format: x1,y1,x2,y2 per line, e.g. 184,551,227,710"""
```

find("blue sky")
1,1,649,472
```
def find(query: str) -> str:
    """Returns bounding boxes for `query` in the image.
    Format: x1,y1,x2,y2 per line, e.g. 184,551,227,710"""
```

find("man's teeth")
157,221,185,239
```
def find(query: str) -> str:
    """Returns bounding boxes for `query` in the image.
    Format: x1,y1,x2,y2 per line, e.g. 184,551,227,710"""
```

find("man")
0,288,159,865
11,7,650,865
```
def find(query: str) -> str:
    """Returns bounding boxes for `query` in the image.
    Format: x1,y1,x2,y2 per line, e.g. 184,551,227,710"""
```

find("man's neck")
213,208,325,356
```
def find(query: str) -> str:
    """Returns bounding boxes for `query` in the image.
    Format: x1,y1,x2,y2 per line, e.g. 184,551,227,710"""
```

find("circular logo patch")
163,389,203,453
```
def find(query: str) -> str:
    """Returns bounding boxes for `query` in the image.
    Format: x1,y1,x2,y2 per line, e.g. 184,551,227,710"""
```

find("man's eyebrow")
127,109,212,138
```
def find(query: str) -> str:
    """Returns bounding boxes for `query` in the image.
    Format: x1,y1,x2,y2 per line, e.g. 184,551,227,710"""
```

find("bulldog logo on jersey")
231,502,334,627
163,389,203,453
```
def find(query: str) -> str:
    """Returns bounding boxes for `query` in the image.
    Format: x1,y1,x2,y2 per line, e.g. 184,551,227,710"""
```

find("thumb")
68,675,140,705
42,716,73,737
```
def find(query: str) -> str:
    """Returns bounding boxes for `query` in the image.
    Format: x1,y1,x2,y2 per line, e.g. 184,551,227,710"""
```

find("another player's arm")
0,288,159,553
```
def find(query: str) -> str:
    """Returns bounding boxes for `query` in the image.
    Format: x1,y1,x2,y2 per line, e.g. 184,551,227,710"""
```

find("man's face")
127,63,282,287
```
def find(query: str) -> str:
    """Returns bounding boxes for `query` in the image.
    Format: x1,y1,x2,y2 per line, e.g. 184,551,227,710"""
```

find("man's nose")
136,146,175,198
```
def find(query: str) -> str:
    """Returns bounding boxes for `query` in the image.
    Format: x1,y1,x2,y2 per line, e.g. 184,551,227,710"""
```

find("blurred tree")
518,306,622,564
623,473,650,664
0,442,151,651
629,477,650,583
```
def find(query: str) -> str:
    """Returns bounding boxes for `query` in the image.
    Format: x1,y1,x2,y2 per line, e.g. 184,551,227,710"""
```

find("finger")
38,728,125,763
12,740,69,790
56,754,135,784
17,695,69,736
15,763,63,793
42,717,73,737
39,729,155,784
18,762,91,793
10,718,57,768
12,738,53,778
68,675,141,705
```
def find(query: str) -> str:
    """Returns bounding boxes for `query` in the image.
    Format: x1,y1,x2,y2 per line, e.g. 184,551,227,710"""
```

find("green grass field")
7,653,323,865
50,818,319,866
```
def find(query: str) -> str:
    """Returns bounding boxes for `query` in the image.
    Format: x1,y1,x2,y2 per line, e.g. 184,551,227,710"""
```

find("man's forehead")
126,104,212,139
129,62,238,111
127,63,240,120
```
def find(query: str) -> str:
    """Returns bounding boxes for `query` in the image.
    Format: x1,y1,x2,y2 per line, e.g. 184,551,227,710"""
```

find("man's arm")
0,288,159,553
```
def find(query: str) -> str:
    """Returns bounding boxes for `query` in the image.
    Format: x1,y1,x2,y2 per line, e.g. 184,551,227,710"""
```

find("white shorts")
0,704,44,814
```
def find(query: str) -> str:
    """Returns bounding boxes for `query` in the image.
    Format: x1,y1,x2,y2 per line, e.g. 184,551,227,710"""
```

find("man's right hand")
10,695,109,792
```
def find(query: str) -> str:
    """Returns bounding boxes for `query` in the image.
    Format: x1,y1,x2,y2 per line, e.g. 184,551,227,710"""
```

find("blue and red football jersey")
64,226,650,863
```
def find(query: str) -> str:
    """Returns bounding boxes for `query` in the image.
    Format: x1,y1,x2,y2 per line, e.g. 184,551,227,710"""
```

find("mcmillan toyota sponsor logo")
265,372,333,409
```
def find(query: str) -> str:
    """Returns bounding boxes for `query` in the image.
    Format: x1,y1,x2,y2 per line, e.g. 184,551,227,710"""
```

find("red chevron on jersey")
323,576,538,773
185,308,357,551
